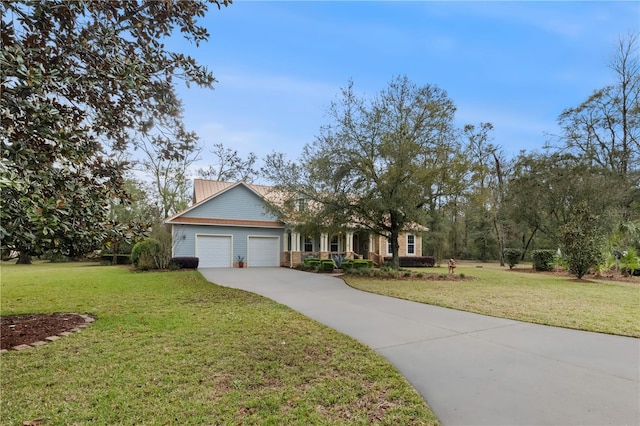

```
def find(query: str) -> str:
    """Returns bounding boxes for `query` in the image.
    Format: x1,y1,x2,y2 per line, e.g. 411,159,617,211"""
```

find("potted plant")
236,255,245,268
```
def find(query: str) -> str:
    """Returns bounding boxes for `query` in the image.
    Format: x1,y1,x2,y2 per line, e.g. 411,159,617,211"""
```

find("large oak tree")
263,76,460,269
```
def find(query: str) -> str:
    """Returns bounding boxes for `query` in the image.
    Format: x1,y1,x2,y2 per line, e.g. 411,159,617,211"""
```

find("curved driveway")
199,267,640,426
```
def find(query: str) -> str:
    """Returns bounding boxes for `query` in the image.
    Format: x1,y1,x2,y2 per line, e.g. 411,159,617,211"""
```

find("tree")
135,123,201,219
263,76,458,269
560,202,606,279
505,152,623,258
198,143,258,183
1,1,230,262
554,33,639,176
462,123,512,264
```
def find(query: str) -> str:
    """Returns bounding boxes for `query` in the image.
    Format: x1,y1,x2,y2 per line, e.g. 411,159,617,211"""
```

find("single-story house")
165,179,424,268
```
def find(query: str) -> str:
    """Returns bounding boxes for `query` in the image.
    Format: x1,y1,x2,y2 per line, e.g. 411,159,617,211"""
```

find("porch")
281,230,384,267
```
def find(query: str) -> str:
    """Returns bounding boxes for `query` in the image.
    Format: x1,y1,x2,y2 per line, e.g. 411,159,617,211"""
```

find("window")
304,236,313,252
330,235,339,252
387,237,392,255
407,234,415,255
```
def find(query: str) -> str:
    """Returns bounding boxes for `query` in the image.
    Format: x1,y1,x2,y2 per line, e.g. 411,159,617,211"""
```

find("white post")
346,231,353,253
320,233,328,253
292,232,300,252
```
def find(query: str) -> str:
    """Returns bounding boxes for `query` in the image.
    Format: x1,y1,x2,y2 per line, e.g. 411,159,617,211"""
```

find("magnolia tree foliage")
560,202,606,279
263,76,461,269
0,0,230,262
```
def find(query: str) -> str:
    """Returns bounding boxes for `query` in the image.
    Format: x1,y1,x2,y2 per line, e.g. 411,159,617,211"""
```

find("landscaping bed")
0,313,88,350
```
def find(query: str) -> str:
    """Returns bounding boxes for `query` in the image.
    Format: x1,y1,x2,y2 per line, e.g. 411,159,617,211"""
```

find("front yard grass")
0,262,437,425
344,262,640,338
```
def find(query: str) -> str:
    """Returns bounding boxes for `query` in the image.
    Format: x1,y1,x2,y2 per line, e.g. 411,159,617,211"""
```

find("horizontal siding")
183,184,279,222
172,224,285,262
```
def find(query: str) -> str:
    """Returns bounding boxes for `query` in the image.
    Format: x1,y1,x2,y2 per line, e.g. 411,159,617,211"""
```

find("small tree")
560,202,606,279
503,248,522,270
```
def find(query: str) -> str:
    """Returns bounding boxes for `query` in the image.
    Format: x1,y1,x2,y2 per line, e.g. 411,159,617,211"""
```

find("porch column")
346,231,353,253
320,233,329,252
369,235,376,255
291,232,300,252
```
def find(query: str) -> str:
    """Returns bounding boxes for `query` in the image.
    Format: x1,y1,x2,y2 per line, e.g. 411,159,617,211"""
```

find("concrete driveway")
199,267,640,426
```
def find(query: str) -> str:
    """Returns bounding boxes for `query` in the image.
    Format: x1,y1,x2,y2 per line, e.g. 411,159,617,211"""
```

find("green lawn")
0,262,438,425
345,262,640,338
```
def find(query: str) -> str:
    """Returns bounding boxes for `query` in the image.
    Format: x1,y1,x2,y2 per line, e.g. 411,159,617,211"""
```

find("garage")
196,235,232,268
248,236,280,267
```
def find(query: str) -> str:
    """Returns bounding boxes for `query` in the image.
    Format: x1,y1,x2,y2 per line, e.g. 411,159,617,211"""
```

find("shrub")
503,248,522,269
342,259,353,271
101,254,131,265
131,238,162,270
170,257,199,269
353,259,373,269
532,250,556,271
303,258,321,268
620,249,640,276
382,256,435,267
321,259,335,272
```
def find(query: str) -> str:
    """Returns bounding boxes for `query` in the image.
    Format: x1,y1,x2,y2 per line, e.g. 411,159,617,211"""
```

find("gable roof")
164,180,284,226
192,179,273,204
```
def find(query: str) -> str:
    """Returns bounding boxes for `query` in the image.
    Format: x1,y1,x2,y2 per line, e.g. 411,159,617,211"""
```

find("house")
165,179,424,268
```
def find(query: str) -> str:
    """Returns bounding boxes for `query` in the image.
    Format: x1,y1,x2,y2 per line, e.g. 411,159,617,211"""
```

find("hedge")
382,256,435,267
101,254,131,265
532,249,556,271
170,257,199,269
320,259,335,272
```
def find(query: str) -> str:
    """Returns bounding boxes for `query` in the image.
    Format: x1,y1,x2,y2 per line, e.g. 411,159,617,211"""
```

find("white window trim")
407,233,416,256
304,236,314,252
330,235,340,252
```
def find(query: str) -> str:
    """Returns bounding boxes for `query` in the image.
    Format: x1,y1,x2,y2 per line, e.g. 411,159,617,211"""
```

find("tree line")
1,1,637,275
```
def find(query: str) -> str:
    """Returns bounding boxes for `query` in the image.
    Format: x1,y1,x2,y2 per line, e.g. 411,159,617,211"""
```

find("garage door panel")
197,235,232,268
248,236,279,267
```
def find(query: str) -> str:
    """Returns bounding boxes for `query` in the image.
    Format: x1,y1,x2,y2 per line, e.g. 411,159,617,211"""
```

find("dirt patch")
0,313,88,350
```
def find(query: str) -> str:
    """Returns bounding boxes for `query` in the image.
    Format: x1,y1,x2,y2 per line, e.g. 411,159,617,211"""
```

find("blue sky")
169,1,639,175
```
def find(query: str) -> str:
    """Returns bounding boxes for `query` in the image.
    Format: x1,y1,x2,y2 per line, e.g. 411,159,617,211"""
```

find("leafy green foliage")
131,239,162,270
532,250,556,271
263,76,460,270
0,1,229,258
620,248,639,276
503,248,522,269
560,203,606,279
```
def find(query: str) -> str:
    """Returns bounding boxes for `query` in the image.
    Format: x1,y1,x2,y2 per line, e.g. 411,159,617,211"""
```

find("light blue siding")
172,224,285,261
183,184,278,221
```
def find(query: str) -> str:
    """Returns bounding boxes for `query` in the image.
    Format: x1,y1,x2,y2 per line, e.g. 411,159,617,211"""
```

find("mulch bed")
0,313,88,350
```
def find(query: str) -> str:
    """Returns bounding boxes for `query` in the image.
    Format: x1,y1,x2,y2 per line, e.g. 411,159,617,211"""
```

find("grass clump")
0,262,437,425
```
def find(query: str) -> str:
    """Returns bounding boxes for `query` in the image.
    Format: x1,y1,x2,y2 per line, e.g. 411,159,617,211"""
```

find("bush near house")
320,259,335,272
303,258,321,268
343,259,373,270
170,257,199,269
383,256,435,267
131,239,164,270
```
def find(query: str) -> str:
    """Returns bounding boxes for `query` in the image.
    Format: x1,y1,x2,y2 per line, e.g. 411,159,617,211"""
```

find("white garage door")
196,235,232,268
248,236,279,267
